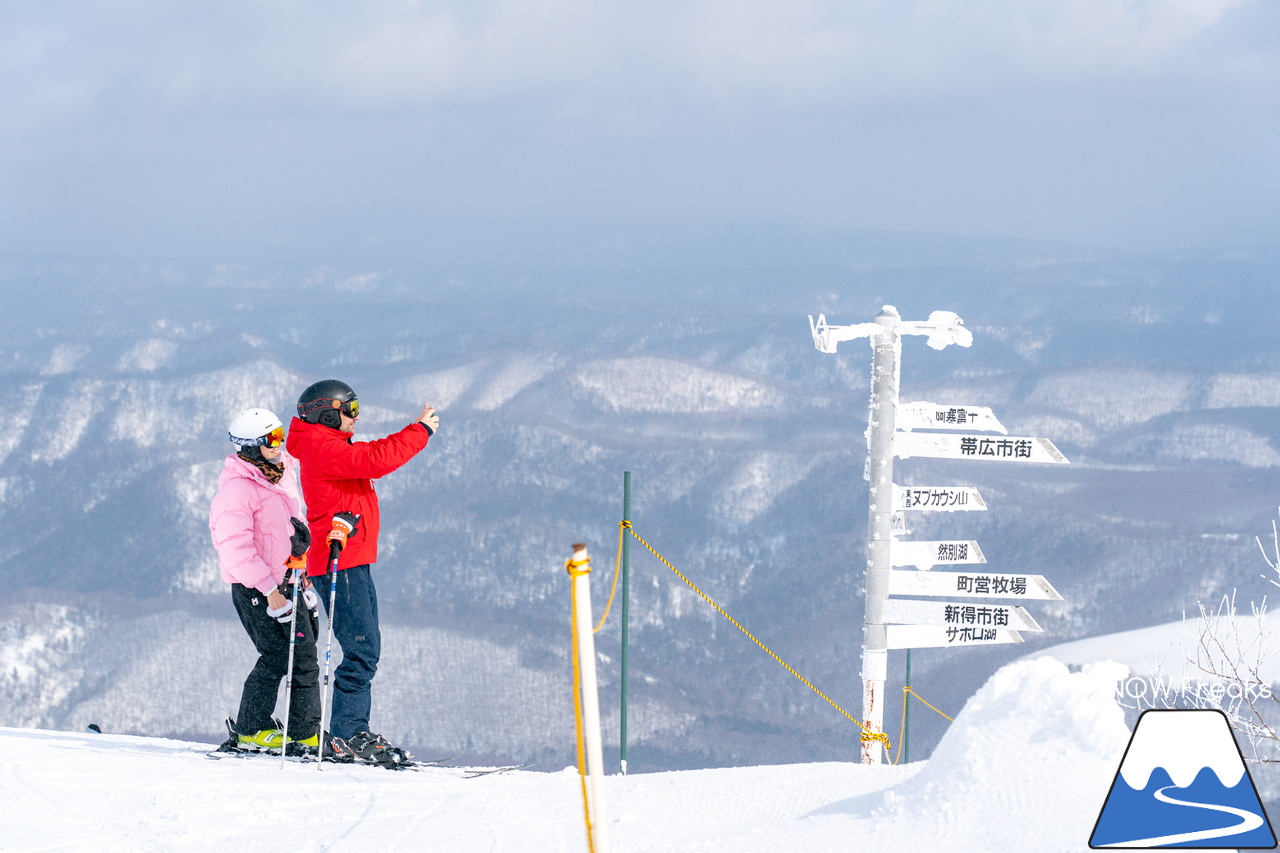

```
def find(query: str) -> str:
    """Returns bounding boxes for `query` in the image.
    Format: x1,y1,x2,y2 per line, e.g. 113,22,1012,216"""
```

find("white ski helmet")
228,408,284,447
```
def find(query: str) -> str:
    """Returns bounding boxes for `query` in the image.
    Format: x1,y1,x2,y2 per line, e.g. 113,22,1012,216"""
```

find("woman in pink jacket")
209,407,321,754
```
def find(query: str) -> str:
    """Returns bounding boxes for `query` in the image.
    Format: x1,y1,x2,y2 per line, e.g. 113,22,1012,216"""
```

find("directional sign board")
888,569,1063,600
883,598,1042,632
886,624,1023,649
896,432,1068,464
896,402,1006,434
892,486,986,512
891,539,985,570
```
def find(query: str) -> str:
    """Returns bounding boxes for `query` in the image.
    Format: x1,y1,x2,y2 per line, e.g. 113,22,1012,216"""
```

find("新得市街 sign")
882,597,1042,632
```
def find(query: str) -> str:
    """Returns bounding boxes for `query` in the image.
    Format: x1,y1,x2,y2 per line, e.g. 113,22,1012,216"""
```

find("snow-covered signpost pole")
811,305,1066,764
812,306,974,762
862,309,903,765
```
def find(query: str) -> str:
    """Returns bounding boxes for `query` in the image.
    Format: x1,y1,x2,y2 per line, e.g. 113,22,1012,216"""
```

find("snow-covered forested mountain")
2,241,1280,772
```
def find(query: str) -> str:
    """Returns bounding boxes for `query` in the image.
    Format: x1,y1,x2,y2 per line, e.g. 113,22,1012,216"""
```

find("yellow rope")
590,521,625,633
622,521,888,748
891,686,954,765
566,558,597,853
908,687,953,722
893,687,909,765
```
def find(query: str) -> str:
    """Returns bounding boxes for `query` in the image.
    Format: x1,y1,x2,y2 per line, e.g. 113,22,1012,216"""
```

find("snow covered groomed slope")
1,656,1138,852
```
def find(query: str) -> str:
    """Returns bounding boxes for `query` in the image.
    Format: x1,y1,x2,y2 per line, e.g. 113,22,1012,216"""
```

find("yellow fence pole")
567,543,609,852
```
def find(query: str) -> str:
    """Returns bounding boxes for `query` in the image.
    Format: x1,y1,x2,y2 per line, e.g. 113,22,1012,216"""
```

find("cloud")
0,0,1275,252
0,0,1259,121
673,0,1248,101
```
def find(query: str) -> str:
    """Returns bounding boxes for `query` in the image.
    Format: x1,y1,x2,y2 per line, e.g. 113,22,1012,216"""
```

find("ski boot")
285,732,320,758
345,731,412,769
237,728,285,752
317,732,358,763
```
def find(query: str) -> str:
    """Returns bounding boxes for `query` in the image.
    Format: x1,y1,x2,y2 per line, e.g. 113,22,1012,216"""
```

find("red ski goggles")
261,426,285,448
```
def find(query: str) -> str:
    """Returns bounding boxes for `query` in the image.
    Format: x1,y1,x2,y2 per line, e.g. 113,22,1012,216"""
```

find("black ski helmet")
297,379,357,429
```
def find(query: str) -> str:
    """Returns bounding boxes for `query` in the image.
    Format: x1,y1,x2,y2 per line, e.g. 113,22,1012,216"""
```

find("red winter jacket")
285,417,431,576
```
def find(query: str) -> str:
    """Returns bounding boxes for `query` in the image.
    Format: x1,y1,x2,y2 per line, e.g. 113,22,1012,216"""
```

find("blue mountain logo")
1091,709,1276,848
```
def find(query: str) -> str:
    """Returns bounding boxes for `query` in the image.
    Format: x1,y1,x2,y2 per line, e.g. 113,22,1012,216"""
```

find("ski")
403,754,461,770
206,717,323,763
206,747,314,763
462,763,533,778
203,745,528,776
204,718,500,774
205,739,459,770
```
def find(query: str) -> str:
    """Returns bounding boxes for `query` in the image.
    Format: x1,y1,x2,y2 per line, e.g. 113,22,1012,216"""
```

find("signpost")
887,569,1063,600
896,402,1006,434
896,432,1067,465
890,540,986,570
882,598,1042,632
886,625,1025,649
809,305,1068,764
893,486,986,512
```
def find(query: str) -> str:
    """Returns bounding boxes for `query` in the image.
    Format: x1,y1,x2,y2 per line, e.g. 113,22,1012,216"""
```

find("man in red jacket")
285,379,439,760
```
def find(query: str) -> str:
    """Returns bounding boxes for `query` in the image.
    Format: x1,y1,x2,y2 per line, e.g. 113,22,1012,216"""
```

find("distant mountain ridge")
2,249,1279,770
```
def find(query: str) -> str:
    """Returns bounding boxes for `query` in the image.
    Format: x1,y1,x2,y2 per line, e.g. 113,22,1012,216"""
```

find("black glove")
289,517,311,558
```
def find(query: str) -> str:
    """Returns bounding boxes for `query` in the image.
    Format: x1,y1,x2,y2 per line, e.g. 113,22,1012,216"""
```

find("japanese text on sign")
902,488,971,508
935,408,975,425
942,604,1010,626
946,627,1001,643
960,437,1033,458
937,542,969,561
956,574,1028,595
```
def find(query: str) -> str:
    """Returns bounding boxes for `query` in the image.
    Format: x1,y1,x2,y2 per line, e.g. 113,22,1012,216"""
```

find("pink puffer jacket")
209,452,305,594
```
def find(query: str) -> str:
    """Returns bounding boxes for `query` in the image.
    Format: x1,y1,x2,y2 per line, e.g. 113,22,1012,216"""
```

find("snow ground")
0,656,1161,853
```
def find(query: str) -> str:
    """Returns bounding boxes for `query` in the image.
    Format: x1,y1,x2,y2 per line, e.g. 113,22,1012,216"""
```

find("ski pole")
279,566,303,769
317,541,341,770
315,511,359,770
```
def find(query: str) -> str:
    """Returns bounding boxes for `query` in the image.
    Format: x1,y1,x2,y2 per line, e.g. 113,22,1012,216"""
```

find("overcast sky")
2,0,1277,262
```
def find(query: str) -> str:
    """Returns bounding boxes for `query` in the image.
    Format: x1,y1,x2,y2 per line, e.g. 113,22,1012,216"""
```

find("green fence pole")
903,649,911,764
621,471,631,775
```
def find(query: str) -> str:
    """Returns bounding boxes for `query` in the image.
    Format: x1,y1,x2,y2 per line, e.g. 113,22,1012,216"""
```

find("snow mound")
872,656,1131,852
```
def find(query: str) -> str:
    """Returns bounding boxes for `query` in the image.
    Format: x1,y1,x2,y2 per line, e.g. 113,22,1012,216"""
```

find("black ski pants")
231,582,321,739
